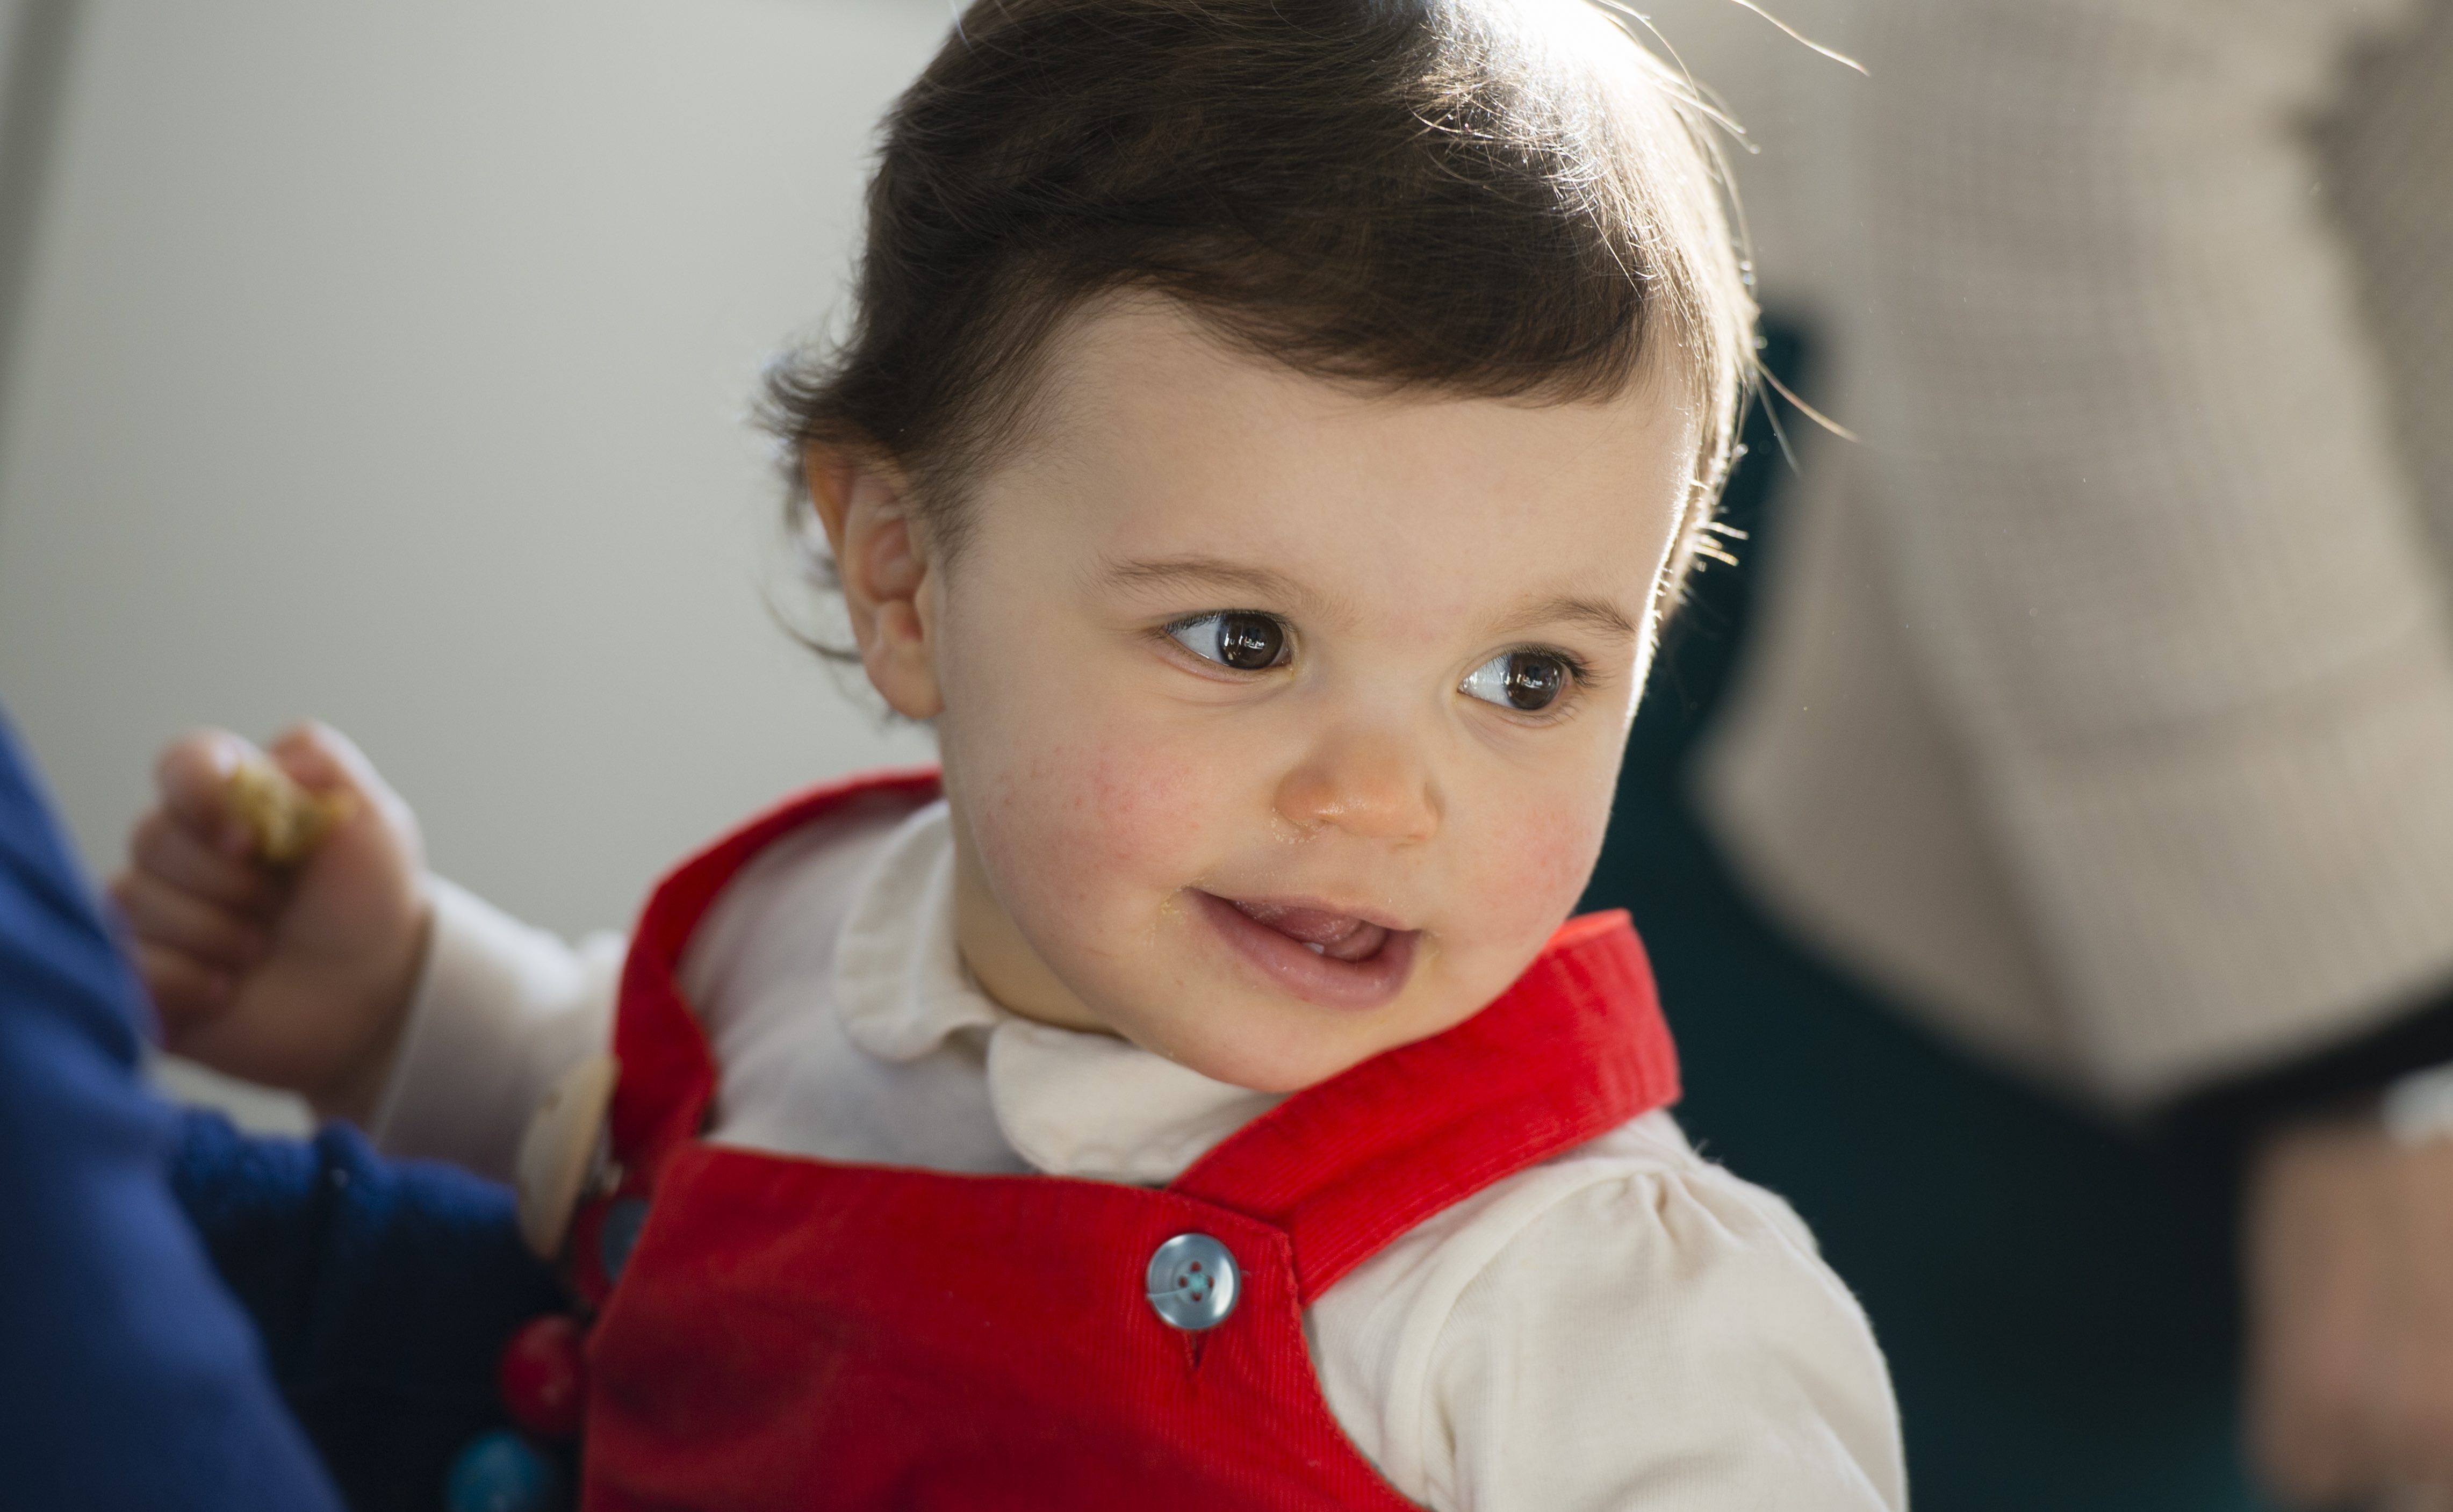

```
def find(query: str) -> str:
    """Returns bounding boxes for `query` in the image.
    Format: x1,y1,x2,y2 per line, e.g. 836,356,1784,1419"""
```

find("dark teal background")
1579,331,2278,1511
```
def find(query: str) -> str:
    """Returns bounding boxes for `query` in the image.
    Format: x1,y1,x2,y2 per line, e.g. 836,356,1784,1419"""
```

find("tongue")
1231,901,1391,963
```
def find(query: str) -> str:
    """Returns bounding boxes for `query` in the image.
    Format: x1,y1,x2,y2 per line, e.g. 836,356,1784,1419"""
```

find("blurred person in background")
1582,0,2453,1507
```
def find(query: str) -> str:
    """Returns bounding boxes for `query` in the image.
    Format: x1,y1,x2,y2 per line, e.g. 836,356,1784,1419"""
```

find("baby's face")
920,300,1696,1092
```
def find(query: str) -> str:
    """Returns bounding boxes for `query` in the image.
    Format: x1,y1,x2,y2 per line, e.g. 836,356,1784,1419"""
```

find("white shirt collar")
831,800,1281,1183
831,800,999,1059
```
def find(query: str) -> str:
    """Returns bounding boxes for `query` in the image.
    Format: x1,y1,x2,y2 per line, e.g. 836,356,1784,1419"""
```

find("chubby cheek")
948,696,1242,963
1450,777,1611,969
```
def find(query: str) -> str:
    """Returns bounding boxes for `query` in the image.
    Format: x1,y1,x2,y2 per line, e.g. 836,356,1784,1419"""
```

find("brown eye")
1461,650,1569,711
1168,612,1287,671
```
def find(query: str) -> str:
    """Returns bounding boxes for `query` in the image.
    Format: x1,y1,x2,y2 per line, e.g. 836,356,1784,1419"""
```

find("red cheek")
1003,743,1210,887
1480,799,1606,923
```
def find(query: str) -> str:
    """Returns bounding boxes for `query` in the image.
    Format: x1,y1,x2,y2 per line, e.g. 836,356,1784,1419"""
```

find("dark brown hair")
765,0,1752,602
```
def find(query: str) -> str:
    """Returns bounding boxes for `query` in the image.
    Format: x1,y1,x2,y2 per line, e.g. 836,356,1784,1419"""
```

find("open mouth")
1190,890,1420,1011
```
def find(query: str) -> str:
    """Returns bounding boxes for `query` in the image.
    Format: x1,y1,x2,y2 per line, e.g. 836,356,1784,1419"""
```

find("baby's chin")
1120,1015,1398,1095
1082,970,1488,1095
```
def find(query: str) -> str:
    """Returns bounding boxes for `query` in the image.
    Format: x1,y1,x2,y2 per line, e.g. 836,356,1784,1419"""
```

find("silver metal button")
1145,1232,1240,1331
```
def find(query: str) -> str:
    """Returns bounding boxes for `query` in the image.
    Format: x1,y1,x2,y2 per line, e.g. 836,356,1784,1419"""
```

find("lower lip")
1189,890,1419,1012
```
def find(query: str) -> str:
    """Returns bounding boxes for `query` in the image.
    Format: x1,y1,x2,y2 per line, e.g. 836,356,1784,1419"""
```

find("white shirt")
373,794,1905,1512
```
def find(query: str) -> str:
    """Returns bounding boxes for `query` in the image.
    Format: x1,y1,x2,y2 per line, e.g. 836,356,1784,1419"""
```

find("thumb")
267,721,389,803
264,722,422,859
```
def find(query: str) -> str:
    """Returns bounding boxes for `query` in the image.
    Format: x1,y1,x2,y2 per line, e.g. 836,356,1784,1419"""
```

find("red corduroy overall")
570,772,1680,1511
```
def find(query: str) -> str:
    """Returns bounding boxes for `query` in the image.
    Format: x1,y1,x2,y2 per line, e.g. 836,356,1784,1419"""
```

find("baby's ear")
803,442,944,721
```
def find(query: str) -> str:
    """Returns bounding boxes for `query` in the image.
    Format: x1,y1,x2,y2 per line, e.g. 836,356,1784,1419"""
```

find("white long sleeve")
366,876,623,1185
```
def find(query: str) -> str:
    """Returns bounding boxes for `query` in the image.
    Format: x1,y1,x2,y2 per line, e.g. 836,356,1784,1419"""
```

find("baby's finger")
111,869,269,969
267,722,376,801
131,940,235,1034
154,730,261,855
128,809,283,914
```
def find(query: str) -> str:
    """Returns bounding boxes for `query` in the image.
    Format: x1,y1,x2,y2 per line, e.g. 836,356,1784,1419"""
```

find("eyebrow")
1097,555,1332,617
1495,593,1646,644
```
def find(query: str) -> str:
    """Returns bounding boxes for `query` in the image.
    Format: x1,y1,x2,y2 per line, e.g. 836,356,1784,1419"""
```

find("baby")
116,0,1903,1506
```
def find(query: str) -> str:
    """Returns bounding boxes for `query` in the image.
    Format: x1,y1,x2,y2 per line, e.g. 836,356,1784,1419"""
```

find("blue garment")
0,705,564,1510
0,707,343,1510
169,1113,565,1512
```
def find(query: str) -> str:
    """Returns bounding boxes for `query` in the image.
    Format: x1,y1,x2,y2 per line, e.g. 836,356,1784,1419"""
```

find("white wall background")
0,0,947,1119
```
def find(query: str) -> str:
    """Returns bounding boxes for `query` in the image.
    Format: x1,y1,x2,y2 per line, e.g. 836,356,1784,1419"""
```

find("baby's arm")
368,877,623,1185
116,725,621,1185
1318,1113,1904,1512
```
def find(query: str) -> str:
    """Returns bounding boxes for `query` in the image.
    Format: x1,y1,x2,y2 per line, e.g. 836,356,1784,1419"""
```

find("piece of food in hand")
226,756,352,865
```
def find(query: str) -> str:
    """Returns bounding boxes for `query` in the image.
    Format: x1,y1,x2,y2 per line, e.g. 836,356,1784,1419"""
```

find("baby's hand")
112,723,433,1123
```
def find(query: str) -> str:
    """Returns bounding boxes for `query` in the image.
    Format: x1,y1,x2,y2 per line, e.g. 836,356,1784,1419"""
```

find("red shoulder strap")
609,767,943,1185
1169,911,1679,1303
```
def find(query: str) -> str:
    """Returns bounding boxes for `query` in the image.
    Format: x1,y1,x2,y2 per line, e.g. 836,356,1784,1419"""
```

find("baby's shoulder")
1445,1111,1875,1370
1322,1108,1845,1351
1310,1110,1904,1510
1527,1107,1828,1256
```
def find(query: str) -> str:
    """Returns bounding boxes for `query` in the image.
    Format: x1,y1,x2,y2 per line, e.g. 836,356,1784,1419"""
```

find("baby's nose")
1271,730,1440,843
